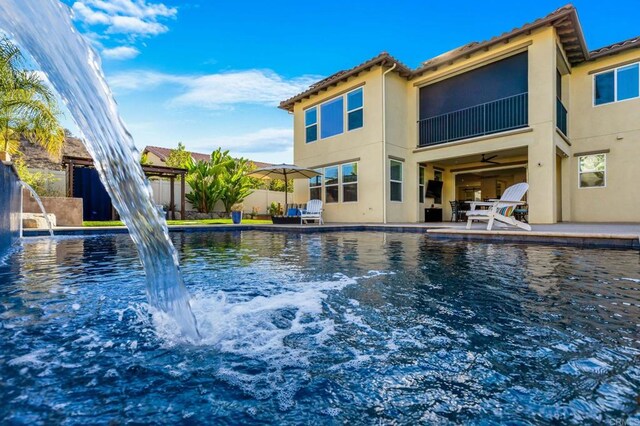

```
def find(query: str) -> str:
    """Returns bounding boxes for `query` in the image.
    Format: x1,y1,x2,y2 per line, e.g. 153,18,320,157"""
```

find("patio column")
180,173,186,220
169,176,175,220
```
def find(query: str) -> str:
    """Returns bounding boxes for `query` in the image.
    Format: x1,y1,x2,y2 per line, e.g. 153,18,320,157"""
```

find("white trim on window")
418,165,425,204
309,168,322,201
341,162,359,203
304,87,365,142
346,87,364,132
304,107,318,143
390,159,403,202
578,153,606,189
324,165,340,203
593,61,640,107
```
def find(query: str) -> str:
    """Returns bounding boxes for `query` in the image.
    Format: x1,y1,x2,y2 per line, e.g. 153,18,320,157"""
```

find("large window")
347,88,363,131
324,166,339,203
308,162,359,203
578,154,606,188
303,87,364,142
309,169,322,200
390,160,403,202
305,108,317,143
594,62,639,106
418,166,425,203
320,98,344,139
342,162,358,202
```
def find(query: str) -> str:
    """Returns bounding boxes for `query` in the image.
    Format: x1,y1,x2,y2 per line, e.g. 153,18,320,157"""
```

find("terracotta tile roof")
589,35,640,60
144,145,209,163
413,4,588,76
279,52,412,112
142,145,273,169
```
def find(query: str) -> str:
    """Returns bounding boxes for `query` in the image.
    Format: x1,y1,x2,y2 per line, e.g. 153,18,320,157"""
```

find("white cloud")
107,15,168,35
191,128,294,154
102,46,141,60
72,0,176,36
109,69,321,109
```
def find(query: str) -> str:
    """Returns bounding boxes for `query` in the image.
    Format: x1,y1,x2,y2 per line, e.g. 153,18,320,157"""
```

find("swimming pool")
1,231,638,424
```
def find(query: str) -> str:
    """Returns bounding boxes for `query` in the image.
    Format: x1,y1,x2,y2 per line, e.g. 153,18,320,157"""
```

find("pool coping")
425,228,640,249
22,223,640,250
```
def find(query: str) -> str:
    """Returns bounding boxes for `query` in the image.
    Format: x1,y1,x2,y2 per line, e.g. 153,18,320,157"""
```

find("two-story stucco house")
279,5,640,224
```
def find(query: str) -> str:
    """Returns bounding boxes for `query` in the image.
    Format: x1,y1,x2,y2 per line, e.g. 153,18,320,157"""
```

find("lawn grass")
83,218,272,227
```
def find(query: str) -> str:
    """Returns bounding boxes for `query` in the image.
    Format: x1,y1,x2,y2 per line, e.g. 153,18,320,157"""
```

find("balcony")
556,97,568,136
418,92,528,147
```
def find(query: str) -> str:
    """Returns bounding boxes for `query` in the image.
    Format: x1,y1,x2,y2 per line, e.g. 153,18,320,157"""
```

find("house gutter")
381,63,396,224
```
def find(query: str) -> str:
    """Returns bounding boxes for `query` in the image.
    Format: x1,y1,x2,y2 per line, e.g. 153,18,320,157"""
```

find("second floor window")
347,88,363,131
305,108,317,143
594,62,639,106
303,87,364,143
321,98,344,139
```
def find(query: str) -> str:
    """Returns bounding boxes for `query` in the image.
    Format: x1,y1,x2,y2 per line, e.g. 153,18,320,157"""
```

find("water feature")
0,1,198,338
19,181,54,237
0,231,638,423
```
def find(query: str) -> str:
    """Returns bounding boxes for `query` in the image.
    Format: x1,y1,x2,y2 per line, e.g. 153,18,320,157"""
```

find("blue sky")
58,0,638,163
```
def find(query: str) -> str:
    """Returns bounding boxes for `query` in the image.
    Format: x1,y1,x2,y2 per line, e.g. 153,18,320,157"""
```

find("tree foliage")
0,38,64,158
13,156,62,196
165,141,192,169
140,152,152,165
184,147,257,214
220,157,254,214
185,149,231,213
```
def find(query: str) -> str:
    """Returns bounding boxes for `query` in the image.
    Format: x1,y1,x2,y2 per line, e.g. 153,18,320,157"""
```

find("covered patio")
62,155,187,221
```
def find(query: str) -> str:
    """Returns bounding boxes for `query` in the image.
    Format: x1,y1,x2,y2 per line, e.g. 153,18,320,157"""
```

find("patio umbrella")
246,164,322,206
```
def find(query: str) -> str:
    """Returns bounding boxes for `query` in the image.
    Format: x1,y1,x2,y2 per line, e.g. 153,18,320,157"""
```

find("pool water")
1,231,639,424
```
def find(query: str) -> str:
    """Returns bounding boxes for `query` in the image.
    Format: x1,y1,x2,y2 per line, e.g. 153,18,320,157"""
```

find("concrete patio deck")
423,222,640,249
23,221,640,249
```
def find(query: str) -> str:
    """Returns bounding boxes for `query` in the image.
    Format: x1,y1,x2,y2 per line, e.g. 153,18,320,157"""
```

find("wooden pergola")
62,155,187,220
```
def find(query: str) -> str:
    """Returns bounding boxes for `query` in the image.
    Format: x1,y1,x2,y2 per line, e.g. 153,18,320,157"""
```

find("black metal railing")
418,92,528,147
556,97,568,136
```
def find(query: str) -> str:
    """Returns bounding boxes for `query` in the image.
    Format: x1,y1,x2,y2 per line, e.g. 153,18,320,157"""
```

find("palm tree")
0,38,64,160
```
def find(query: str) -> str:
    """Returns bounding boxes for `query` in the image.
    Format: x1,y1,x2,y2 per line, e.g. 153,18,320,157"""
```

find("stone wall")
23,193,83,226
0,162,21,256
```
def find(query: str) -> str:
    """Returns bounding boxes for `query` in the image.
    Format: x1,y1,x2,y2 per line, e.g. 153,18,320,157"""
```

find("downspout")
381,63,396,224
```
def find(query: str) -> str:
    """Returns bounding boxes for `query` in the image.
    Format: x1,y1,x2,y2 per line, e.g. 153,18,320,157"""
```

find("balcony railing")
418,92,528,147
556,97,568,136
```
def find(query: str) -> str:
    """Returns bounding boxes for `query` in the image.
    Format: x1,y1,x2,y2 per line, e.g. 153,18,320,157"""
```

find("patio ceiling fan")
480,154,500,165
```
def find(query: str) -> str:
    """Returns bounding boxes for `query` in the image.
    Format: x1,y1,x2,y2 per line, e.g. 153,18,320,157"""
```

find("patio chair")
465,183,531,231
300,199,323,225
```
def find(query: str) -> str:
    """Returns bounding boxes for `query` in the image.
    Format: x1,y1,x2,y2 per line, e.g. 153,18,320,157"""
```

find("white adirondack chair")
300,199,323,225
465,182,531,231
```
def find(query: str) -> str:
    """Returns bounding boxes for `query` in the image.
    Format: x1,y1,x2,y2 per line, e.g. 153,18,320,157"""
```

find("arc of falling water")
19,181,54,237
0,0,200,340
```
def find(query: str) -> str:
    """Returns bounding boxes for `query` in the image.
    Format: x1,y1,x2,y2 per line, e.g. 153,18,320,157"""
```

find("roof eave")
411,6,589,78
279,55,411,112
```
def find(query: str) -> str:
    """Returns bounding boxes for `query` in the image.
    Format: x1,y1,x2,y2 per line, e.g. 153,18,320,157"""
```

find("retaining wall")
0,162,21,256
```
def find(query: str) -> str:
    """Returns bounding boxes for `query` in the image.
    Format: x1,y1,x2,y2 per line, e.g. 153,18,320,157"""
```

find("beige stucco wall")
409,27,559,224
144,151,163,165
385,71,416,222
289,23,639,224
292,69,386,223
567,49,640,222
